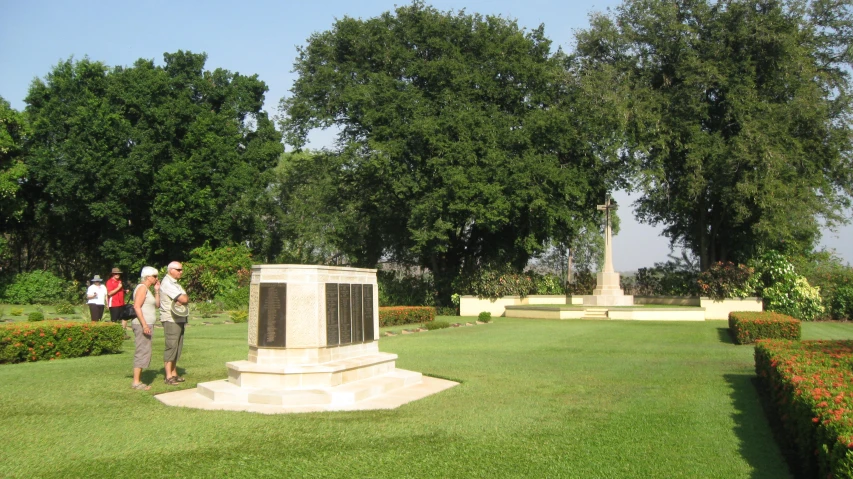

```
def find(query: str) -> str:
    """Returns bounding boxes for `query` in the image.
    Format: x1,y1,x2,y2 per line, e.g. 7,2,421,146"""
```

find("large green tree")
18,52,282,279
280,2,624,303
0,97,30,272
574,0,853,270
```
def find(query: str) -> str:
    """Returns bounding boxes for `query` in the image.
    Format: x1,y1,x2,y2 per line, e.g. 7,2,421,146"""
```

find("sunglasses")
173,268,183,271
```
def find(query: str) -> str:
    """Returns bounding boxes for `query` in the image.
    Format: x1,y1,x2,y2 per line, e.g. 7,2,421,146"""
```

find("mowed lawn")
2,318,850,478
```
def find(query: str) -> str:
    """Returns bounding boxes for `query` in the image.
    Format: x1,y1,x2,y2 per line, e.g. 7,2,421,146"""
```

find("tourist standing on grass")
106,267,130,338
160,261,189,385
86,275,108,322
131,266,160,391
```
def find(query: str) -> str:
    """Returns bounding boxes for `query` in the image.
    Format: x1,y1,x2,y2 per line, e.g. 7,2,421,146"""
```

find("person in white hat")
86,275,108,322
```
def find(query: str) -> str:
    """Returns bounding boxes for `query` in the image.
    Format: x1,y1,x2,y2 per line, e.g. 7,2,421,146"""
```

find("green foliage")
0,96,29,224
751,251,825,321
378,306,435,327
3,271,77,305
478,312,492,323
435,306,456,317
697,262,758,300
9,308,23,316
377,269,435,306
215,286,249,311
0,321,122,363
566,269,596,295
829,286,853,321
228,310,248,323
183,243,253,302
528,272,565,295
574,0,853,269
422,320,450,330
194,302,219,319
792,250,853,318
728,311,800,345
54,303,76,315
281,2,616,305
624,257,699,297
453,266,534,300
26,311,44,322
16,52,282,279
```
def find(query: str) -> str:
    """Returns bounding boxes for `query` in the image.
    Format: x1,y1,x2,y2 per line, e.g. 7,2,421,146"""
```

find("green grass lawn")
2,317,850,478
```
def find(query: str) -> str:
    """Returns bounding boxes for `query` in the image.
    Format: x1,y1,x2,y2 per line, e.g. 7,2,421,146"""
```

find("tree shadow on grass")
724,373,794,479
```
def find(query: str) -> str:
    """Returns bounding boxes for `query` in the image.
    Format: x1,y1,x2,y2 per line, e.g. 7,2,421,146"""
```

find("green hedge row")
378,306,435,327
754,340,853,478
728,311,801,345
0,321,123,363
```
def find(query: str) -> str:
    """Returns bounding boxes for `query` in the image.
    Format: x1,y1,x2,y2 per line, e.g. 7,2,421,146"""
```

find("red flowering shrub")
697,261,758,300
755,340,853,478
379,307,435,327
0,321,123,364
729,311,801,345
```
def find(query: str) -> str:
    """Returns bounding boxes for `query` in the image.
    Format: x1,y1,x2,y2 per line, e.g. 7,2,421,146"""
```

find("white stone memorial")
157,265,456,413
583,196,634,307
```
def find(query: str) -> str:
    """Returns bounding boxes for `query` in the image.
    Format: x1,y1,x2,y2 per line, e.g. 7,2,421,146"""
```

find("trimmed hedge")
729,311,801,345
0,321,123,364
379,306,435,327
754,340,853,478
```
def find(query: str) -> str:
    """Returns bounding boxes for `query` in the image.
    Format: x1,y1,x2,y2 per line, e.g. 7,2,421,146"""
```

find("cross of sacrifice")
596,195,618,245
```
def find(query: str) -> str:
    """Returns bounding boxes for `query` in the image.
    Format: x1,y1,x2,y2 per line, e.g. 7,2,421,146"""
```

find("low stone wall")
459,295,570,316
634,296,700,306
635,296,763,319
462,294,763,320
699,297,763,320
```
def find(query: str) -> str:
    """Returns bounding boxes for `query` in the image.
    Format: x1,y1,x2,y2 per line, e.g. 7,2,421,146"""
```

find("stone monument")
157,265,456,413
584,196,634,307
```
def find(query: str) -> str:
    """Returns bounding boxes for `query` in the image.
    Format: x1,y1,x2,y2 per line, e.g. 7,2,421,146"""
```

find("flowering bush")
751,251,825,321
697,262,758,300
379,306,435,327
754,340,853,478
0,321,123,363
728,311,800,344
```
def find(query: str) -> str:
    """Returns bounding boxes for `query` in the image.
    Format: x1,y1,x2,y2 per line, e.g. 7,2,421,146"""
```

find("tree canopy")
280,2,623,302
6,52,282,278
574,0,853,270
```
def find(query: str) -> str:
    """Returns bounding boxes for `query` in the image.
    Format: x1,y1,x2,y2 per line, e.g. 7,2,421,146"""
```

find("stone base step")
155,374,459,414
197,368,423,407
583,307,609,320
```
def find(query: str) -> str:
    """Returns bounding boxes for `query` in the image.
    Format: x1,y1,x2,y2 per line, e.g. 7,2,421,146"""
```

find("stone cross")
596,195,618,274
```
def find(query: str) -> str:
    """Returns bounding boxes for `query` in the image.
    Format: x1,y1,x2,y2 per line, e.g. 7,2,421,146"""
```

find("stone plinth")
157,265,457,413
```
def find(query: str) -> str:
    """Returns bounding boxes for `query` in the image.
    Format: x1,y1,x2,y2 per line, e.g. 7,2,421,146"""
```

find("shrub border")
0,321,123,364
754,339,853,478
729,311,801,345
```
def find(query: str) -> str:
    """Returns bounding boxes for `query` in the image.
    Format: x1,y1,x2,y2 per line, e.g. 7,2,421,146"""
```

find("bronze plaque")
352,284,363,343
326,283,339,346
339,284,352,344
258,283,287,348
363,284,374,341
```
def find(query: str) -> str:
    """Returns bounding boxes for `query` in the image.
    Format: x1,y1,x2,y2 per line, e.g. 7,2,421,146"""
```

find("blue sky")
2,0,850,270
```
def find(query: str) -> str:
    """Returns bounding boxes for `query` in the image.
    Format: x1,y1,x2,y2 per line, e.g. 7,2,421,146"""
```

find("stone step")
583,307,609,319
197,368,423,407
